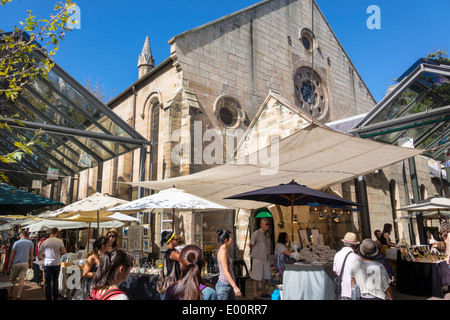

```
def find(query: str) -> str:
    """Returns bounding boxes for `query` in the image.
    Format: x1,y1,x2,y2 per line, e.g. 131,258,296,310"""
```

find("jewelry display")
400,244,446,263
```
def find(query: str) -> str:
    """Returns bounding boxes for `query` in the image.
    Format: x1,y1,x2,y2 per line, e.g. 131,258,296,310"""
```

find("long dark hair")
106,229,118,249
217,229,231,245
382,223,392,234
92,237,108,255
91,248,133,291
277,232,288,244
160,230,175,246
170,244,213,300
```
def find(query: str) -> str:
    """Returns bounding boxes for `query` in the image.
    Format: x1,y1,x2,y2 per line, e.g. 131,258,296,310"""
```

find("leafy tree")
0,0,76,183
426,47,450,63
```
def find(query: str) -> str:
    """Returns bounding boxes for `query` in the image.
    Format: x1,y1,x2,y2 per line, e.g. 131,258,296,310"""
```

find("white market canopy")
397,196,450,212
59,212,141,223
23,219,125,233
109,187,228,214
398,211,450,221
39,192,129,219
127,124,423,210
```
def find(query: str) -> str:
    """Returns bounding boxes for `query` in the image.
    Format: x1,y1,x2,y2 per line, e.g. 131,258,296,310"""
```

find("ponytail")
91,248,133,291
170,244,213,300
217,228,231,245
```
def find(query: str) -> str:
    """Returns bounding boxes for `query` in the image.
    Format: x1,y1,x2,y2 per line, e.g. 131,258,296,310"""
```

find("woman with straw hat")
106,229,119,252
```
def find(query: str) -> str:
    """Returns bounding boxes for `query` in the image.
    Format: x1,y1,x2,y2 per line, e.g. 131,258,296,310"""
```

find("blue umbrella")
225,180,362,246
0,183,64,215
224,180,361,207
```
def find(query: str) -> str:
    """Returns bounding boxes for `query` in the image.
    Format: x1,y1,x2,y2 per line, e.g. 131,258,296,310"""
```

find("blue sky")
1,0,449,103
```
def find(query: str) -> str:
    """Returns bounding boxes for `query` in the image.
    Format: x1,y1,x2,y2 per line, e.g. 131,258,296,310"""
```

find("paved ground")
1,270,449,301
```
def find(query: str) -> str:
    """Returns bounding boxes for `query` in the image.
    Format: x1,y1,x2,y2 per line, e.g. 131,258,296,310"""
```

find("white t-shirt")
40,237,64,266
274,243,289,257
350,260,391,300
333,247,361,299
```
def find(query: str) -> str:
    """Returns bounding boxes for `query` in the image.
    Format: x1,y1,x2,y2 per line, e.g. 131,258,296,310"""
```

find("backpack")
88,288,127,300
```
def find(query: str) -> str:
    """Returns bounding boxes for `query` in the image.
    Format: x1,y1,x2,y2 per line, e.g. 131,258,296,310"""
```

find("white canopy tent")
109,187,228,231
23,219,126,233
38,193,129,219
397,196,450,212
127,124,423,210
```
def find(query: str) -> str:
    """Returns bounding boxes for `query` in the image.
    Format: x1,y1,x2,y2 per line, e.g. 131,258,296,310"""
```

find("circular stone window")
294,67,329,121
214,95,244,128
299,27,316,52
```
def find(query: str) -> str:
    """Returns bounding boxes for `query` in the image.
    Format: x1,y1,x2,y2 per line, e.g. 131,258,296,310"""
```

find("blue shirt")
12,238,34,264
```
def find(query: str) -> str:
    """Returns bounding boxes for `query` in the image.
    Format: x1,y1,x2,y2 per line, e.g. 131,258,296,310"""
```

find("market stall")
395,244,449,298
283,263,337,300
282,242,337,300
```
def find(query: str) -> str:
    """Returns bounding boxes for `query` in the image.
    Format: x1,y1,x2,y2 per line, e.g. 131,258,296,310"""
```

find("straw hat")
359,239,379,259
107,228,118,237
342,232,360,245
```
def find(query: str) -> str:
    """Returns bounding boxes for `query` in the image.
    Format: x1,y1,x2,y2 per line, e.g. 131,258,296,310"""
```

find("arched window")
420,184,427,201
150,102,160,181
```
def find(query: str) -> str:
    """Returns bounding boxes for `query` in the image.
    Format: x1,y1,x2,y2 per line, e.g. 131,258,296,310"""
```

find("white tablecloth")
282,263,337,300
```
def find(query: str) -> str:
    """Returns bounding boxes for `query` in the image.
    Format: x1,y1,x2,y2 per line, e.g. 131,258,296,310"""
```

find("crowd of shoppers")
3,218,449,301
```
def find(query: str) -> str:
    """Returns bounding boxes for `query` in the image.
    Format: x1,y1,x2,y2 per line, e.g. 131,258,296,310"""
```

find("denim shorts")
215,280,236,300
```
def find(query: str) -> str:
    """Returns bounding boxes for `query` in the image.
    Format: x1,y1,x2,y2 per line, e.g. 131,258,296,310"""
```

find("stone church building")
44,0,445,259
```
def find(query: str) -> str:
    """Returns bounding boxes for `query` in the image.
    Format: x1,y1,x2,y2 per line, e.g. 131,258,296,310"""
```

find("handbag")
156,257,177,294
26,268,34,281
333,251,351,295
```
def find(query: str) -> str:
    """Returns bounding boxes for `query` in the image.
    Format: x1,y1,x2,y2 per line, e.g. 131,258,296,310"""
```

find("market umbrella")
397,196,450,223
41,192,130,246
397,196,450,212
41,192,129,224
224,179,362,243
0,183,64,215
108,187,228,231
59,212,141,223
397,211,450,221
23,219,126,233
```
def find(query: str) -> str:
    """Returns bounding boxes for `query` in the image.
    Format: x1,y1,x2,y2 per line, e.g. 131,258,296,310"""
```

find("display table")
397,259,450,298
282,263,337,300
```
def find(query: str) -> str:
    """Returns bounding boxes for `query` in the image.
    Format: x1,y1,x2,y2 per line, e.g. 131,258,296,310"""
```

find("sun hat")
359,239,379,259
107,228,118,237
342,232,360,245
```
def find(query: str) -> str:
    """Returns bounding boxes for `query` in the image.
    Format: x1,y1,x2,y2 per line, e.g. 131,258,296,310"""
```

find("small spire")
138,36,155,78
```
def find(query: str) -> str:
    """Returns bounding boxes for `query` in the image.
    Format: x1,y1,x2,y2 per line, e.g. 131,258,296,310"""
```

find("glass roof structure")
351,59,450,164
0,48,150,189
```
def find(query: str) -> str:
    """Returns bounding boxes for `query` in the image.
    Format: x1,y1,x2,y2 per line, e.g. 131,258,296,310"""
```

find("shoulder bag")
156,256,177,294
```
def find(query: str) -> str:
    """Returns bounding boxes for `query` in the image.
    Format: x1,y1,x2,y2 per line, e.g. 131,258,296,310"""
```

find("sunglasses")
108,235,117,238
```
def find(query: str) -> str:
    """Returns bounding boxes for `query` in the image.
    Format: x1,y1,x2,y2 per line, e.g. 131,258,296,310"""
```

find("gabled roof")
168,0,269,44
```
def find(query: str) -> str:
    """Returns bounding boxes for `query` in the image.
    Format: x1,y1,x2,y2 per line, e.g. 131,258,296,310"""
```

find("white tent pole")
97,210,100,236
172,208,175,232
87,222,91,258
